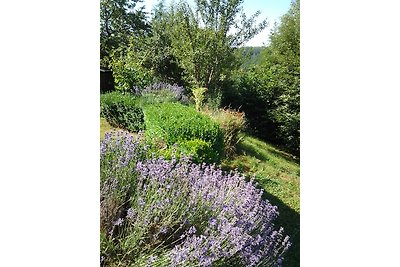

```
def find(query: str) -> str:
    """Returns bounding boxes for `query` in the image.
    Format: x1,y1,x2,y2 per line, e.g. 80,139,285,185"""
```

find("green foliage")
109,41,155,91
155,139,218,164
139,89,176,105
221,0,300,155
146,0,267,91
100,0,153,91
102,0,268,93
192,87,207,111
260,0,300,154
204,90,223,111
139,2,187,85
178,139,218,163
100,0,150,67
100,92,145,132
221,70,280,141
144,102,224,163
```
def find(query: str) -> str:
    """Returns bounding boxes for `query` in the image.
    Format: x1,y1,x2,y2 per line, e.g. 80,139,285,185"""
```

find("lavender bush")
100,130,290,266
132,82,189,104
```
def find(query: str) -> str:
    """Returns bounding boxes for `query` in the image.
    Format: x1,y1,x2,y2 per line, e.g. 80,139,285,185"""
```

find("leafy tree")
261,0,300,154
100,0,150,67
159,0,267,91
222,0,300,155
108,38,155,91
104,1,186,91
140,1,186,85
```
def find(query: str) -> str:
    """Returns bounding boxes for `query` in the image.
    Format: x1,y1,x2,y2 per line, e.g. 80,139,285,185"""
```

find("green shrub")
205,90,222,111
110,48,154,91
178,139,220,163
100,92,145,132
178,139,217,163
155,139,218,164
206,108,246,158
144,103,224,163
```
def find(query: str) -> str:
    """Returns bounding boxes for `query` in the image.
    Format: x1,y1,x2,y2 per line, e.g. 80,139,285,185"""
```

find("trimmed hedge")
100,92,145,132
144,103,224,163
155,139,219,164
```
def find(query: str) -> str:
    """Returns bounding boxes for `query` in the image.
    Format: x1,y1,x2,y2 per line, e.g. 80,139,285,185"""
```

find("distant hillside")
237,46,264,69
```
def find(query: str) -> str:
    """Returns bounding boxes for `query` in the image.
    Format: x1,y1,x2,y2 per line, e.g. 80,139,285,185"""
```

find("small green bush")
144,103,224,163
179,139,219,164
155,139,218,164
100,92,145,132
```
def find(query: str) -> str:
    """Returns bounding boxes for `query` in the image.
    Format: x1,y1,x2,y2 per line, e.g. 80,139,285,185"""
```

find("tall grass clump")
100,130,291,266
205,108,247,158
100,92,145,132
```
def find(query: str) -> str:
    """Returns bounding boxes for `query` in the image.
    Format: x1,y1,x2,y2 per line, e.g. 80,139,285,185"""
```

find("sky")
139,0,293,46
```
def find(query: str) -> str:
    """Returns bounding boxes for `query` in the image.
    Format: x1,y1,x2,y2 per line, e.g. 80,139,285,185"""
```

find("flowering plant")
132,82,188,104
100,130,290,266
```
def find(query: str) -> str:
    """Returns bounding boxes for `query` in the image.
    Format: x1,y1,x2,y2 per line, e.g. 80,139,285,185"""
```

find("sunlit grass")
101,117,139,141
223,135,300,211
222,134,300,267
100,117,115,140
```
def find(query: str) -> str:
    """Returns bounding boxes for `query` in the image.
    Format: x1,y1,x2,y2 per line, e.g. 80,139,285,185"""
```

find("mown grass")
100,117,115,140
222,135,300,267
100,119,300,266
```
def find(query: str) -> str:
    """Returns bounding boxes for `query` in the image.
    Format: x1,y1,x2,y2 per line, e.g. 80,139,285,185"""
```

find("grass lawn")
100,119,300,266
100,117,115,140
222,135,300,267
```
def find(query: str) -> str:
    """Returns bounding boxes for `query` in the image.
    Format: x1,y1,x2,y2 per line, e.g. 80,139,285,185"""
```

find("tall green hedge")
100,92,145,132
144,103,224,163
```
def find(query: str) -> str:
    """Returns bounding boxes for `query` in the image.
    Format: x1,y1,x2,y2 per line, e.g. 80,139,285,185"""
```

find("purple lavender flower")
113,218,124,226
159,226,168,234
138,198,145,208
209,218,217,227
145,255,157,267
132,85,141,96
126,208,136,221
132,82,187,103
100,130,290,267
187,226,196,235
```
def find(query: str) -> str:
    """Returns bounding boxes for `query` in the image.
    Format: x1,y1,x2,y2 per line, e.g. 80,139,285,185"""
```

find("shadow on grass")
233,138,300,266
237,142,269,161
222,164,300,266
238,138,300,164
261,189,300,267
